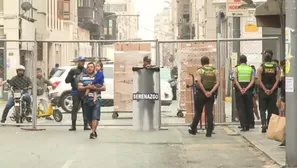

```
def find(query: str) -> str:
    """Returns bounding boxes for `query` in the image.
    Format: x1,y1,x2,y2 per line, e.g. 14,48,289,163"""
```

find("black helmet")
143,56,151,62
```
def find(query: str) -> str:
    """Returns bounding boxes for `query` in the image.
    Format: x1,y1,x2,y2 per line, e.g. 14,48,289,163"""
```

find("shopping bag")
266,114,286,142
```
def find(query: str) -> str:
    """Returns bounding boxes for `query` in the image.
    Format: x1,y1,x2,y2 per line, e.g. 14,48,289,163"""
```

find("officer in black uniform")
257,54,280,133
188,56,219,137
65,56,91,131
233,55,255,131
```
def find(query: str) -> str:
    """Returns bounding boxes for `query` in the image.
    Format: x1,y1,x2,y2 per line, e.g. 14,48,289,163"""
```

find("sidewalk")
229,125,285,167
0,126,279,168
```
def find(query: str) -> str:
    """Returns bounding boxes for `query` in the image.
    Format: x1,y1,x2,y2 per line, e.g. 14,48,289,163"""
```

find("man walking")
188,56,219,137
233,55,255,131
49,63,59,78
257,54,280,133
78,62,106,139
65,56,90,131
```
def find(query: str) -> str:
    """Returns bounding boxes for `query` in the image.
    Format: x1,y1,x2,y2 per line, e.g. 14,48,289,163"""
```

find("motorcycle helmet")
16,65,26,71
16,65,26,73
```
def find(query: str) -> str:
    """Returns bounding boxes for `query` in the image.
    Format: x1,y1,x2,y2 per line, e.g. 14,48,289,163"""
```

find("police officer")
257,54,280,133
188,56,219,137
233,55,255,131
138,56,155,130
65,56,91,131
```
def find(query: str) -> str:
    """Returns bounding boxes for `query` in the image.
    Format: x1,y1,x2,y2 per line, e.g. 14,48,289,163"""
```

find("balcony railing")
78,7,100,25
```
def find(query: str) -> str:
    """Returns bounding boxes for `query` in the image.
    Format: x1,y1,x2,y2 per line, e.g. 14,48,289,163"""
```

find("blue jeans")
84,100,101,121
1,93,31,121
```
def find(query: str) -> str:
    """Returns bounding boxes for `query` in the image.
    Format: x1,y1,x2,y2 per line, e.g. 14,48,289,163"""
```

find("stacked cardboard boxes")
113,43,151,112
176,42,219,123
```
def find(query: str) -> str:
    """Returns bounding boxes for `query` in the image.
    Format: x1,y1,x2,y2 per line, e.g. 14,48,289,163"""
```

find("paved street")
0,126,279,168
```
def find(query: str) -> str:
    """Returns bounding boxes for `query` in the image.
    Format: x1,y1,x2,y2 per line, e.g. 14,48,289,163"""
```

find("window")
52,69,66,77
78,0,83,7
108,20,113,35
58,0,70,20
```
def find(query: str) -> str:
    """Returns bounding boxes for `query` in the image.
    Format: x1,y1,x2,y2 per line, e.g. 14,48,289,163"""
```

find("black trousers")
259,90,278,126
191,90,214,135
235,90,253,128
71,93,87,126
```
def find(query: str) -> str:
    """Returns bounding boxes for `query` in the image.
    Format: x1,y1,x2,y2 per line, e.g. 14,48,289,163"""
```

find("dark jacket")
65,67,87,90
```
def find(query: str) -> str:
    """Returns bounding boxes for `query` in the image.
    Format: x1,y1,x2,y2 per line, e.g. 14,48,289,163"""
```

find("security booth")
132,66,161,131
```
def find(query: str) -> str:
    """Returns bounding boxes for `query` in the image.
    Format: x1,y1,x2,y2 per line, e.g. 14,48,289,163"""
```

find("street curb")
227,126,284,168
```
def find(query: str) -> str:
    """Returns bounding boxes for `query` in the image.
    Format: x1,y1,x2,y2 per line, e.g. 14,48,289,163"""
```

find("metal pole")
280,0,286,61
99,42,103,59
232,17,240,122
31,29,38,129
286,0,297,166
189,2,192,39
217,12,222,123
155,40,161,128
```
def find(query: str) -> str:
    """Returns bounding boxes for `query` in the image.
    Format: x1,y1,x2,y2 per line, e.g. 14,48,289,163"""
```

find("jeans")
84,100,101,121
1,93,31,121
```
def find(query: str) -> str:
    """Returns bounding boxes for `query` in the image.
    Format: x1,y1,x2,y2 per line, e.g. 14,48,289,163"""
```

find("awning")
255,0,285,28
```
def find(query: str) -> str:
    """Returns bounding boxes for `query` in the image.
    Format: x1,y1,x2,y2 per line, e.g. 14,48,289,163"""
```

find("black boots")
241,126,250,132
261,125,267,133
69,120,91,131
69,120,76,131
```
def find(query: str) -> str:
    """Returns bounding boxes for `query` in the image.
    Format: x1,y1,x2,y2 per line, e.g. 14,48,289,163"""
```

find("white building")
0,0,91,80
154,7,171,40
154,7,174,66
192,0,217,39
104,0,138,40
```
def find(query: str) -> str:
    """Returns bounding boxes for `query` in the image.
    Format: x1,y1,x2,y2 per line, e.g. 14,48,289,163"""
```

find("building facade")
0,0,92,81
104,0,138,40
78,0,105,58
154,7,174,66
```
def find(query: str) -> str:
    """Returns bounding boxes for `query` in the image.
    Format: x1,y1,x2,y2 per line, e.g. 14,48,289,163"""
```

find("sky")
134,0,167,40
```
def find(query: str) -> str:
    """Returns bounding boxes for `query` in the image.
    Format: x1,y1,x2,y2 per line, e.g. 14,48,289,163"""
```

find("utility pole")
232,16,240,121
286,0,297,167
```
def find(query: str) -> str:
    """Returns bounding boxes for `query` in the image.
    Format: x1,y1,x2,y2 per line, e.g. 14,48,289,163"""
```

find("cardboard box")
113,44,152,112
185,112,194,123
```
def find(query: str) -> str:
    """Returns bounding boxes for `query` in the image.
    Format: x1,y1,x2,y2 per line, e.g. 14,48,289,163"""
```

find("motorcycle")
168,75,177,100
5,84,32,123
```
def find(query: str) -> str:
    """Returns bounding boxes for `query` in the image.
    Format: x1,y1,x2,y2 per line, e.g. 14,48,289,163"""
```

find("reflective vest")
237,64,253,82
200,66,216,90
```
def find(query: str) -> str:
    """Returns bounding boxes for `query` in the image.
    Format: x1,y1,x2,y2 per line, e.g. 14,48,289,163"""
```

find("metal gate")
0,37,280,129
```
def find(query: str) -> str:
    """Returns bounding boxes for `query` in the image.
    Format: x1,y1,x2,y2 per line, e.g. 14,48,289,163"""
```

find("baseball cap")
143,56,151,62
77,56,86,61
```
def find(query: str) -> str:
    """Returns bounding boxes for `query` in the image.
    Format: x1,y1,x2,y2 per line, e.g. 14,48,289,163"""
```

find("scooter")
37,88,63,122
